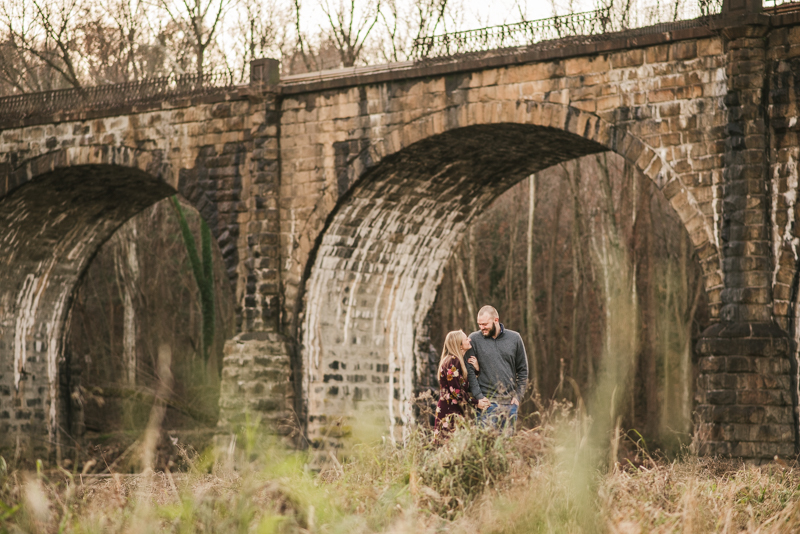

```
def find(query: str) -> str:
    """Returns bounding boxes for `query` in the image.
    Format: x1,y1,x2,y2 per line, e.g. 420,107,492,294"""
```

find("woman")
433,330,480,443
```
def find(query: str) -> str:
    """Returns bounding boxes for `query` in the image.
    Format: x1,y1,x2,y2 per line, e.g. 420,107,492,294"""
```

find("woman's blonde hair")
438,330,468,377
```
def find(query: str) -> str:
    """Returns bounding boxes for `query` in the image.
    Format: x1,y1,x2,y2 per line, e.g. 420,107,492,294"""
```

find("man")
465,305,528,433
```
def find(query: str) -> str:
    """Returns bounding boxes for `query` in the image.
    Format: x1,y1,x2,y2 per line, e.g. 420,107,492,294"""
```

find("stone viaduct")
2,1,800,462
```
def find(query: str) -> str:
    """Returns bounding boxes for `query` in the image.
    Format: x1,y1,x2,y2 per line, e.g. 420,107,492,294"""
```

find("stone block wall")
217,332,294,434
0,87,290,461
278,33,730,337
767,23,800,333
695,323,795,460
276,15,800,458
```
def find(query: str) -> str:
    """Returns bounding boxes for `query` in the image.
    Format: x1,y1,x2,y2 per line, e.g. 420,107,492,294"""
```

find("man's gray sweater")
465,324,528,403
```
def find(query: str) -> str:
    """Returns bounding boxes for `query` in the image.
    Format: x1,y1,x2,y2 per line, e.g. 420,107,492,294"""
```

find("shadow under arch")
0,159,175,461
297,118,717,449
344,102,717,257
0,138,244,461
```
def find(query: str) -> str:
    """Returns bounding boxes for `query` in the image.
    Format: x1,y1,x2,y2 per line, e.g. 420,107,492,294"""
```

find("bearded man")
465,305,528,433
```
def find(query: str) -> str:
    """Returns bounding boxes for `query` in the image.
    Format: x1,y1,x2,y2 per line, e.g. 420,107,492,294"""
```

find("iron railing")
0,70,237,126
643,0,723,20
411,1,727,61
763,0,800,12
411,9,612,60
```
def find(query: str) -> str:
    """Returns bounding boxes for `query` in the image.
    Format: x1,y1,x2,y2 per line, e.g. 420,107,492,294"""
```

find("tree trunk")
627,163,639,430
468,226,478,315
139,344,173,472
545,180,565,384
504,212,519,314
567,160,585,383
454,252,476,322
197,44,205,78
526,174,540,395
113,221,140,387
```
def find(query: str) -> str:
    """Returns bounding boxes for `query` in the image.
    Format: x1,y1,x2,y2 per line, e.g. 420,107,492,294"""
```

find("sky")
292,0,704,48
295,0,600,42
224,0,706,72
458,0,597,26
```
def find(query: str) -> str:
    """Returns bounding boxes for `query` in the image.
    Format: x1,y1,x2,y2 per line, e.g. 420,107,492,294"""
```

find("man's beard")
483,323,497,338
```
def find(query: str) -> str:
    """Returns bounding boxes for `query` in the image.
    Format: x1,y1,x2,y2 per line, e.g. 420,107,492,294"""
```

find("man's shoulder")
501,329,524,342
468,331,482,341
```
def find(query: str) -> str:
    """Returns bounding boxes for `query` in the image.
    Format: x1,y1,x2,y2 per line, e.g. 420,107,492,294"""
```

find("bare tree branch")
321,0,381,67
154,0,233,76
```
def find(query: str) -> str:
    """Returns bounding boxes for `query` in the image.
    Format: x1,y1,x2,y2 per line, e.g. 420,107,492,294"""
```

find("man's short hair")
477,305,499,320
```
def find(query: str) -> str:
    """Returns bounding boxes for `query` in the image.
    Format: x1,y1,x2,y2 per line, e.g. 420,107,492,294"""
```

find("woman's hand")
468,356,479,372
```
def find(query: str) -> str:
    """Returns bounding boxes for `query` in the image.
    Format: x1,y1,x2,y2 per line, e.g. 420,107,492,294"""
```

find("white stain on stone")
301,175,475,446
286,207,297,272
712,179,721,253
771,155,799,288
13,271,46,391
711,180,725,292
777,154,800,430
341,270,362,347
46,287,69,445
383,271,402,443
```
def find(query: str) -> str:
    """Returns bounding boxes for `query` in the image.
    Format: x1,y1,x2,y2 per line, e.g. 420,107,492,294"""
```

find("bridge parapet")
0,71,242,130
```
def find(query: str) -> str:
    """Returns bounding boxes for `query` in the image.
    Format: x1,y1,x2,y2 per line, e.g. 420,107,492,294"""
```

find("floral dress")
433,355,478,443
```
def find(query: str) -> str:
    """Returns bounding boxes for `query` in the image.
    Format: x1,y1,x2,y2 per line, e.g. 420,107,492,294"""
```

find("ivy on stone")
170,196,215,364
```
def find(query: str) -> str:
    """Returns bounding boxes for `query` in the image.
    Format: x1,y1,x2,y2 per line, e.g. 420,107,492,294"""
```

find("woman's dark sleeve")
441,358,473,406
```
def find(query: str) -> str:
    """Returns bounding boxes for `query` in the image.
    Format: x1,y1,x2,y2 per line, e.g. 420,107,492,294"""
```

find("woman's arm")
441,358,473,405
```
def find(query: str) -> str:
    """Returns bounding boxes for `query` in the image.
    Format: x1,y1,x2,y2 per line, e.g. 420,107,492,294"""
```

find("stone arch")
347,102,716,264
6,146,229,252
0,148,197,462
297,103,719,448
6,144,241,302
2,145,171,200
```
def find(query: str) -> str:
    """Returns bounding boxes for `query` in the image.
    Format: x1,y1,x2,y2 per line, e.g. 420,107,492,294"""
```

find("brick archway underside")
300,123,612,447
0,164,175,458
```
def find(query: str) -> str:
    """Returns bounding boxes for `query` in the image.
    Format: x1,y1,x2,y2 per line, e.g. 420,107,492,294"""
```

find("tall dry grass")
2,405,800,534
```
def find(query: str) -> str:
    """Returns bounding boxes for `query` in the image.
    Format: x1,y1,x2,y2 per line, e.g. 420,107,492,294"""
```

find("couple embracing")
433,305,529,443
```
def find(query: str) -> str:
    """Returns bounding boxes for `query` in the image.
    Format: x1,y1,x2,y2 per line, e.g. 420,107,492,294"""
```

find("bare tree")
0,0,181,93
378,0,402,62
289,0,317,72
0,13,41,93
321,0,381,67
231,0,285,81
379,0,449,62
0,0,84,91
91,0,154,82
564,161,591,386
525,174,541,396
155,0,233,77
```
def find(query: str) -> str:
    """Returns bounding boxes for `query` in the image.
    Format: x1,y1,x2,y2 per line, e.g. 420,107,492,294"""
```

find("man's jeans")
477,402,518,434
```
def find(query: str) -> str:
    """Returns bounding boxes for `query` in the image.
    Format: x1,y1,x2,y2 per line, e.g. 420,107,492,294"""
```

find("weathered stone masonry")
3,4,800,462
0,90,289,460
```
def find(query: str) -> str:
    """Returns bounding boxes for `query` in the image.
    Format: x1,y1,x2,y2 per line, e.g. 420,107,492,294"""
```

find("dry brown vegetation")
3,403,800,534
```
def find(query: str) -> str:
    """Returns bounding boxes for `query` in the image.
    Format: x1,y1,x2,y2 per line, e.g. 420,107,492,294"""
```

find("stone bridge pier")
2,1,800,463
694,5,796,459
0,74,295,461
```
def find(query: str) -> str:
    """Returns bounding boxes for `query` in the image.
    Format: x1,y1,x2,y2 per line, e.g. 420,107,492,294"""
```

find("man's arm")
465,346,485,400
514,335,529,401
